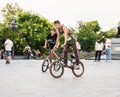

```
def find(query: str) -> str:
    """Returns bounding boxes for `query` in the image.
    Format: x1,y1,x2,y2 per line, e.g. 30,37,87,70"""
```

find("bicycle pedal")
64,65,67,67
67,65,73,69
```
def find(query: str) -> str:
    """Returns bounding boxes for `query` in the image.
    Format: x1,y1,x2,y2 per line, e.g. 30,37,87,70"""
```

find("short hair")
54,20,60,24
5,36,9,39
104,36,107,39
50,28,56,32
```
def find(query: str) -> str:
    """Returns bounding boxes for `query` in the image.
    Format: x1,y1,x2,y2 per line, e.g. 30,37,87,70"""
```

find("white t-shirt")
95,41,104,51
4,39,13,51
105,39,111,49
25,46,31,52
76,41,81,50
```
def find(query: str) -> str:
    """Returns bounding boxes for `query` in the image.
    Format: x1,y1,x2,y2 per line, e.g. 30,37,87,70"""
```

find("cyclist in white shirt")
4,38,13,64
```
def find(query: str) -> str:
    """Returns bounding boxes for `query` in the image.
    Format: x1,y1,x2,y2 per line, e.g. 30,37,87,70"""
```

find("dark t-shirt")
47,33,57,49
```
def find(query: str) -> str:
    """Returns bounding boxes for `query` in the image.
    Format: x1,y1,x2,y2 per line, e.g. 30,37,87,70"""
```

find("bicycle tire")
42,59,49,72
49,60,64,78
72,60,85,77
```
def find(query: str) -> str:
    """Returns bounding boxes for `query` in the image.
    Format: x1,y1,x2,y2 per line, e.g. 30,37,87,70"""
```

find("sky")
0,0,120,31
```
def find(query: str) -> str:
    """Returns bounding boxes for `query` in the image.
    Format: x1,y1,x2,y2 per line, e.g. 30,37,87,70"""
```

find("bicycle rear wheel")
42,59,49,72
49,60,64,78
72,60,85,77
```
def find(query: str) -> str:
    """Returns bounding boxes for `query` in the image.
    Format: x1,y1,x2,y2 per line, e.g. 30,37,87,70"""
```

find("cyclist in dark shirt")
44,28,59,63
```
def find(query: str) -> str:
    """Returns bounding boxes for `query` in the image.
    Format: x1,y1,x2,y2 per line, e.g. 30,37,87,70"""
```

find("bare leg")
7,56,11,62
49,51,53,64
51,50,59,59
64,45,68,65
71,40,80,65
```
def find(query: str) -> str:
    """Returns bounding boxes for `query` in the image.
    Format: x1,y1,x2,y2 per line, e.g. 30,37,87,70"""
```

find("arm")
12,42,13,48
54,30,60,48
44,40,48,48
102,43,104,50
4,41,7,47
44,34,49,48
95,42,97,51
62,26,69,47
108,39,112,48
110,40,112,48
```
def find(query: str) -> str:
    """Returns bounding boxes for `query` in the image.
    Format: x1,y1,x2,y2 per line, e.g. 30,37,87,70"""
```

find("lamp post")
8,17,18,32
8,17,18,59
83,37,87,51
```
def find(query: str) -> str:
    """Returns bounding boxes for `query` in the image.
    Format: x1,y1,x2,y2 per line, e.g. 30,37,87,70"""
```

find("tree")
0,3,22,49
1,3,22,24
17,11,53,54
86,20,101,33
76,21,100,52
0,3,53,55
98,28,117,39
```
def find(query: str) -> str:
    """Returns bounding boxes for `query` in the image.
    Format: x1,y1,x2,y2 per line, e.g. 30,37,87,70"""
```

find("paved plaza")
0,59,120,97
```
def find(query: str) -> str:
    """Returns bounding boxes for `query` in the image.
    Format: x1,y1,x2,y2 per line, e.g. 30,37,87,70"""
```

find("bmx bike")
41,48,56,72
49,54,85,78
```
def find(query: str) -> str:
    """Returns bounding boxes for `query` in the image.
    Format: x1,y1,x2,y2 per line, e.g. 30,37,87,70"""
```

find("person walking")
4,38,13,64
104,36,112,61
95,38,104,61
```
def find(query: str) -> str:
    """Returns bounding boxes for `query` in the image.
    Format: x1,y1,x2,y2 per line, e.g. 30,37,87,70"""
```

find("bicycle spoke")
42,60,49,72
50,60,64,78
72,61,84,77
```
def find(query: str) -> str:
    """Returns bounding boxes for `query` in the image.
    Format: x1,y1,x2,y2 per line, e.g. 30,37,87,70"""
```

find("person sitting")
36,49,41,58
0,49,4,59
32,49,41,59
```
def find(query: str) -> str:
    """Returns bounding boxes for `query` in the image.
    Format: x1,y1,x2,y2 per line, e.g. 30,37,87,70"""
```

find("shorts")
5,51,11,57
50,45,55,50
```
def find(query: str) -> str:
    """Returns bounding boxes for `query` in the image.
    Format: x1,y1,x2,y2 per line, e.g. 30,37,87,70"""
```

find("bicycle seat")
70,54,75,59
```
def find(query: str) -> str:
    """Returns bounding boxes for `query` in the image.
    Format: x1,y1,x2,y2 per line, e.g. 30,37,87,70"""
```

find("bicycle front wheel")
42,59,49,72
49,60,64,78
72,60,85,77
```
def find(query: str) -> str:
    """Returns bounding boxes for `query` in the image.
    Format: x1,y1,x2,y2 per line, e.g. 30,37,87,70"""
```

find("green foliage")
0,24,6,49
18,12,52,50
17,11,53,54
0,3,53,55
99,28,116,38
0,3,118,55
86,20,101,33
76,21,116,52
1,3,22,24
105,28,116,38
76,21,100,52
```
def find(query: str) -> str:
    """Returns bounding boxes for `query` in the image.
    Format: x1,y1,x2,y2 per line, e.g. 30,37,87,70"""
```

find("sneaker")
63,64,68,67
74,65,80,70
6,61,10,64
108,60,111,62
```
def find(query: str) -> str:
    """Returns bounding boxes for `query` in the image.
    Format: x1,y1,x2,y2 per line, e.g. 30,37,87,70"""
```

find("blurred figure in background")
104,36,112,61
4,38,13,64
36,49,41,58
23,45,31,59
0,49,4,59
32,49,41,59
95,38,104,61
